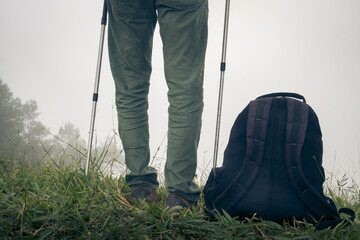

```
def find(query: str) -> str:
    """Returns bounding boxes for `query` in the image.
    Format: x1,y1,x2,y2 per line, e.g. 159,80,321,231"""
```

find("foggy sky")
0,0,359,182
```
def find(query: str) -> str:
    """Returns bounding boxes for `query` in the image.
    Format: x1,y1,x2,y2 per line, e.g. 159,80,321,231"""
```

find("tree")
48,122,86,166
0,79,49,165
0,79,124,173
58,122,81,145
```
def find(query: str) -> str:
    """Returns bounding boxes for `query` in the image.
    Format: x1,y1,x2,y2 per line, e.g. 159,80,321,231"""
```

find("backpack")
204,92,355,230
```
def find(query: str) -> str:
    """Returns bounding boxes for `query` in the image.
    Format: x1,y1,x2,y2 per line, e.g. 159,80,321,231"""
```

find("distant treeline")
0,79,124,172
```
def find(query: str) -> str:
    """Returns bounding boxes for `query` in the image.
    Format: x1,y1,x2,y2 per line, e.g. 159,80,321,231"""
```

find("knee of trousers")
115,87,150,129
167,88,204,115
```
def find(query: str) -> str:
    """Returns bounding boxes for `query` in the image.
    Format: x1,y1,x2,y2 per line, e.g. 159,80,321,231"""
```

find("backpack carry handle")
257,92,306,103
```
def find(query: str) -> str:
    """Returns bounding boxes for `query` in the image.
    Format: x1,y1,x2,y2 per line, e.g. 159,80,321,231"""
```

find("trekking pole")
213,0,231,171
85,0,108,176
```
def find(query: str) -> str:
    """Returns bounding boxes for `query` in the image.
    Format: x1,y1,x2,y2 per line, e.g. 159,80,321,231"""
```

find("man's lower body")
107,0,208,204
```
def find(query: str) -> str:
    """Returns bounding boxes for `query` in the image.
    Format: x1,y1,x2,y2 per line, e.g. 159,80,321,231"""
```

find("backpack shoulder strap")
215,97,273,213
284,98,349,228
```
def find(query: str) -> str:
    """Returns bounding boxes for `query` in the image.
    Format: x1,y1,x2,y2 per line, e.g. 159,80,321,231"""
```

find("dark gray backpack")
204,93,355,230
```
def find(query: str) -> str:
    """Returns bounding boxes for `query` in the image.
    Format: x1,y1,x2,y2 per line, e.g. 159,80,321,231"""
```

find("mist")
1,0,359,182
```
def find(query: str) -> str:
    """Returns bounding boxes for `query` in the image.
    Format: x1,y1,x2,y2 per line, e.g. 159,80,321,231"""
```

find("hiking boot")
163,193,197,216
129,185,160,204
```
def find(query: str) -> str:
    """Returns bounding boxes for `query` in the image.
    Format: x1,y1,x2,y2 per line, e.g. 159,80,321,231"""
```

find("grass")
0,154,359,240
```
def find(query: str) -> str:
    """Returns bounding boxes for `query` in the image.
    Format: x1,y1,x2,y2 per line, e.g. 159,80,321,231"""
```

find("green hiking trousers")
107,0,208,202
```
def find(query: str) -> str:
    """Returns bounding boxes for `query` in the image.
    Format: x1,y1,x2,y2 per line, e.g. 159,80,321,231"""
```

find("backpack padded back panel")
204,94,339,224
231,98,307,221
